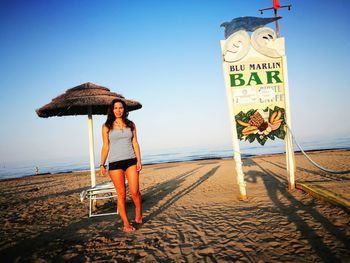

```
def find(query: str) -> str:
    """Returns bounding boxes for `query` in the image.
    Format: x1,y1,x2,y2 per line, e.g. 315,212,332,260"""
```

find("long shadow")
2,186,89,208
96,167,203,216
142,165,220,223
127,167,201,224
0,214,107,262
0,179,56,190
153,165,178,170
246,159,349,262
242,158,259,167
260,158,350,181
142,167,200,197
0,183,63,196
0,166,204,261
244,158,288,183
197,161,219,165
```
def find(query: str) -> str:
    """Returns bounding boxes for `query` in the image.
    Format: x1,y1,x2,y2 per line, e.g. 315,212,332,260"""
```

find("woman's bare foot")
122,225,136,233
134,217,143,224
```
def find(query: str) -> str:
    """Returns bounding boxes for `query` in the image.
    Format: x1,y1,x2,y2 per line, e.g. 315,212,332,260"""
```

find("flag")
273,0,281,9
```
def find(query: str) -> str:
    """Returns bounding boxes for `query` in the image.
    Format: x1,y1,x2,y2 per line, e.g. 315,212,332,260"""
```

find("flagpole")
274,7,280,38
259,0,291,37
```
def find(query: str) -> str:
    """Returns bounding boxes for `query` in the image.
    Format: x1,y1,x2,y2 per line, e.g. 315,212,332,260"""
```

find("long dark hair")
105,98,134,131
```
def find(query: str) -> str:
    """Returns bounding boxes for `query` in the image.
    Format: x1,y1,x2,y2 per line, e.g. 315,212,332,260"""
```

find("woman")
99,98,142,233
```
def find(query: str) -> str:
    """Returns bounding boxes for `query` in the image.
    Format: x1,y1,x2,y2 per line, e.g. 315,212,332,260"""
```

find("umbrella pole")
87,107,96,187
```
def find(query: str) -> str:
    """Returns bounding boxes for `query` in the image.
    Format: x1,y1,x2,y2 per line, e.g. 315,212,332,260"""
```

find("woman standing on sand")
99,98,142,233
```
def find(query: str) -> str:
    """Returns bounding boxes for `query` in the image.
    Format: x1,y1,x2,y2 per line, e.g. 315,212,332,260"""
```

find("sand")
0,149,349,262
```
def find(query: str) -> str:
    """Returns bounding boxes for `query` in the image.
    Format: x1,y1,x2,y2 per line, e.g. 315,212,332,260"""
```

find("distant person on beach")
99,98,142,233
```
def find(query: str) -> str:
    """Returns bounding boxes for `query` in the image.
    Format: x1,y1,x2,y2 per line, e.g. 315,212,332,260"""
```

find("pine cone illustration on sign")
248,111,264,127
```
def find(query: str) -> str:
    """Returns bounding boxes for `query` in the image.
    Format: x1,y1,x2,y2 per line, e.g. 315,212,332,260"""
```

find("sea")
1,136,349,180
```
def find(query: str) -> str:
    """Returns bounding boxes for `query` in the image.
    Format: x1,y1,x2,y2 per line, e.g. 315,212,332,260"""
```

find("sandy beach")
0,149,349,262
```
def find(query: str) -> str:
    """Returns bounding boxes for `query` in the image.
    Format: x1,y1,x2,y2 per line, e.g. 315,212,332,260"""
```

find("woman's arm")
99,124,110,176
132,124,142,172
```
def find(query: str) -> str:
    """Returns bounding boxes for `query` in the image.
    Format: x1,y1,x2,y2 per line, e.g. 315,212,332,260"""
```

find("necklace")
114,120,125,131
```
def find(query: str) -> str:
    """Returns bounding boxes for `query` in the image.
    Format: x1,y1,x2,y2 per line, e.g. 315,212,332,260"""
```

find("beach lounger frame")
81,181,118,217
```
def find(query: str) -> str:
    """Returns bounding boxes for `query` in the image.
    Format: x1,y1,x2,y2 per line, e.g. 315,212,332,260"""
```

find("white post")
282,56,295,190
87,107,96,187
231,116,247,200
285,132,290,176
221,53,247,200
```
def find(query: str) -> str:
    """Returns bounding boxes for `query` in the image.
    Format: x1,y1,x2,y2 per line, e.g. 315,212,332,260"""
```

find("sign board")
221,27,296,198
230,57,286,145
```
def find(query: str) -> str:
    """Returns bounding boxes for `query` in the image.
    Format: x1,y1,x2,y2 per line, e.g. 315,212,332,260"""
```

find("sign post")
223,62,247,200
221,24,296,198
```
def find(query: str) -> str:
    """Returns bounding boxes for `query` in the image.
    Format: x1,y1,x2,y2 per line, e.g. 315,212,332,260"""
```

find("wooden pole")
87,106,96,187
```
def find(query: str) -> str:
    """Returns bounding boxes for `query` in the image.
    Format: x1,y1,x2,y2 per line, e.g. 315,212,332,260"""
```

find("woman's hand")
136,161,142,172
99,166,106,176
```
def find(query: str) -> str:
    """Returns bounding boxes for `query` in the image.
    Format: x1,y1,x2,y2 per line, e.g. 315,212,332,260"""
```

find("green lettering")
230,73,245,87
266,71,282,84
247,72,262,86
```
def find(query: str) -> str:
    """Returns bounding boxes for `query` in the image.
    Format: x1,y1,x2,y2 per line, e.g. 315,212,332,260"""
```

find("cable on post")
286,125,350,174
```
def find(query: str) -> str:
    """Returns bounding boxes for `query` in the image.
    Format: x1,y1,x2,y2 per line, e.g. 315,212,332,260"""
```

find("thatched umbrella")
36,82,142,187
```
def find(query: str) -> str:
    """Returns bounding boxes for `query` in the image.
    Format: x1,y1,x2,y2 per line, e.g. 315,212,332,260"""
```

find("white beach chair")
80,181,119,217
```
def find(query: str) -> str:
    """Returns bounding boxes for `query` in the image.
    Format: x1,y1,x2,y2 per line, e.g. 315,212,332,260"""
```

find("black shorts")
109,158,137,171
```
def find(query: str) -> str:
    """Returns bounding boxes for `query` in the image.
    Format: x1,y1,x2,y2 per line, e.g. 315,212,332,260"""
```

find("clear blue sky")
0,0,349,164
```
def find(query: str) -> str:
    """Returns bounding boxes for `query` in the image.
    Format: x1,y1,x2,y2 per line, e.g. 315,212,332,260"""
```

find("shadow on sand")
245,159,349,262
0,165,221,262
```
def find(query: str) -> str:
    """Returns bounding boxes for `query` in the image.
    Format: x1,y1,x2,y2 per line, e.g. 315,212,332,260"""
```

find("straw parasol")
36,82,142,187
36,82,141,117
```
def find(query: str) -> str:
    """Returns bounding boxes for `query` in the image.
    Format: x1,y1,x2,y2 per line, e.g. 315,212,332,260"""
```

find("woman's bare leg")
125,165,142,223
109,169,134,230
